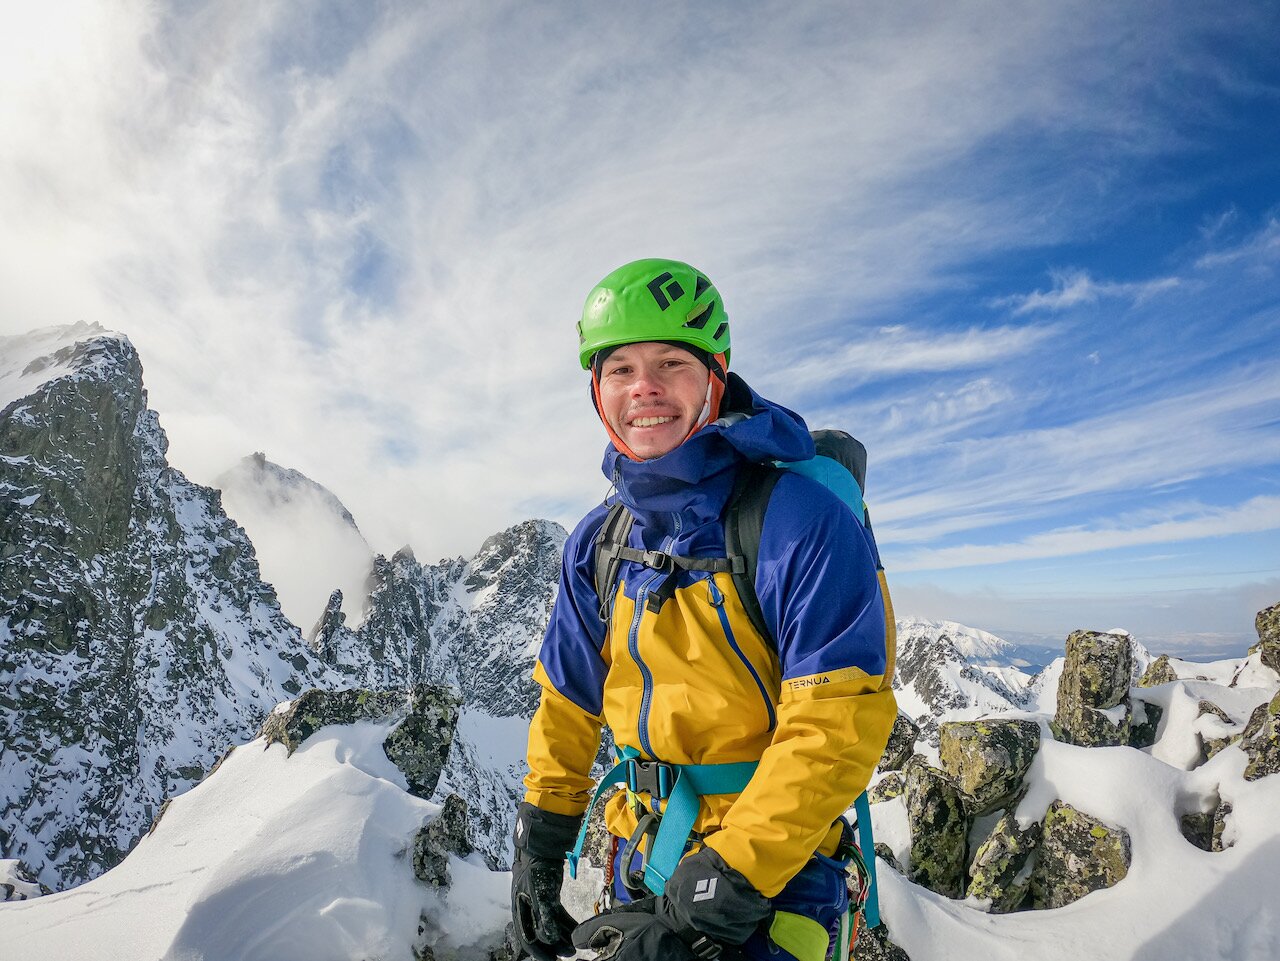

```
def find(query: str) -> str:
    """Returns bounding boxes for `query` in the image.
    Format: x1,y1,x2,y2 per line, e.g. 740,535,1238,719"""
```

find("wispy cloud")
894,495,1280,571
990,269,1181,315
1194,217,1280,269
1,1,1277,654
875,362,1280,541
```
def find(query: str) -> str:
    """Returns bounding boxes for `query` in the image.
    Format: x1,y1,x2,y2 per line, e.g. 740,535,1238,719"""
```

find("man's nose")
629,367,663,396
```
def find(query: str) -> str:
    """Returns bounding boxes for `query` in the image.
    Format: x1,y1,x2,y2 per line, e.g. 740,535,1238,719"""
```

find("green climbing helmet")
577,258,730,370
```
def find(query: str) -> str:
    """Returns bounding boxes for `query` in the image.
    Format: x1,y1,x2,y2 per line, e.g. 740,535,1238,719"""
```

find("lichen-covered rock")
1179,794,1234,854
1213,801,1234,852
1128,699,1163,749
878,713,921,772
874,842,903,874
1137,654,1178,688
869,771,905,804
1180,810,1213,851
413,794,473,887
260,684,460,797
1242,690,1280,782
1196,700,1240,763
1255,602,1280,673
383,686,462,799
968,812,1041,912
939,719,1040,814
259,687,409,753
1053,630,1133,746
853,922,912,960
905,758,969,898
1243,701,1270,741
1029,801,1131,909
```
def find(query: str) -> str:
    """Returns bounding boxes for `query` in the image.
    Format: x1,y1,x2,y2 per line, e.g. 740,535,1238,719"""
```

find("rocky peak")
1,323,337,891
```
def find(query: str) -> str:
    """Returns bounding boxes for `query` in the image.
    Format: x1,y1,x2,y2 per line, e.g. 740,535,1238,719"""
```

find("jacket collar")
601,373,815,529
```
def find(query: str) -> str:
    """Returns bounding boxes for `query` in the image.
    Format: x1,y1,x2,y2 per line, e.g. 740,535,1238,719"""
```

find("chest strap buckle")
626,759,676,801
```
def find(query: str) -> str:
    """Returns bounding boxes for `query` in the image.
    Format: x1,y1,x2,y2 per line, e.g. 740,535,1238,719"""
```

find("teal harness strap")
854,791,881,928
566,746,757,895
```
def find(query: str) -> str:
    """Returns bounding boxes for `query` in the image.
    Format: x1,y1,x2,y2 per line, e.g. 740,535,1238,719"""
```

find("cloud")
1194,217,1280,270
892,577,1279,658
893,495,1280,572
991,269,1181,315
0,0,1274,572
873,360,1280,542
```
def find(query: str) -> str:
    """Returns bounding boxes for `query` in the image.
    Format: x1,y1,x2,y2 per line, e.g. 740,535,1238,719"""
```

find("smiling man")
510,259,896,961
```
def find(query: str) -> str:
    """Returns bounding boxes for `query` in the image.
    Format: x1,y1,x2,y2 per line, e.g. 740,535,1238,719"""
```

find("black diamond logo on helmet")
647,272,685,311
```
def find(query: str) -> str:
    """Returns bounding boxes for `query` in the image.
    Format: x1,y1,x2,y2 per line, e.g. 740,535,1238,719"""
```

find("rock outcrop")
1137,655,1178,688
1254,602,1280,673
259,684,460,799
1241,691,1280,782
1029,801,1131,909
939,718,1040,815
1128,698,1163,749
904,759,968,898
413,794,473,887
967,813,1041,912
1053,630,1133,746
878,713,921,772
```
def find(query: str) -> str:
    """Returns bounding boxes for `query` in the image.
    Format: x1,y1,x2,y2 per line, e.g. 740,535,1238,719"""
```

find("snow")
0,721,507,960
3,584,1277,960
0,322,127,412
870,735,1280,961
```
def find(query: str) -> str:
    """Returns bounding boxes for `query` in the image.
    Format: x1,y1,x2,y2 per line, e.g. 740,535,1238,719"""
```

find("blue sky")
1,1,1277,655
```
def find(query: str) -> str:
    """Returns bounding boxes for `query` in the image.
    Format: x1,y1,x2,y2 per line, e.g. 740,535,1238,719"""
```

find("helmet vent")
694,274,711,299
683,302,714,330
713,321,729,342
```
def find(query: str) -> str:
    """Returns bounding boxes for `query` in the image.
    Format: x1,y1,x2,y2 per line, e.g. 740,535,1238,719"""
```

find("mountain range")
0,323,1178,893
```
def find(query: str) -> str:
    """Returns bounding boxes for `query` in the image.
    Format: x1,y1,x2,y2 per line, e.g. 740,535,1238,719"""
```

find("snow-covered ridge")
0,321,128,413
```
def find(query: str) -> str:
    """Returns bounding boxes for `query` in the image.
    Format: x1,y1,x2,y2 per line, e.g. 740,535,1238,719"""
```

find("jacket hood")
601,373,814,530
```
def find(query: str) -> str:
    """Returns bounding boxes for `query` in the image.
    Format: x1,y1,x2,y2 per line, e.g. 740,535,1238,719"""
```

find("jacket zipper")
708,577,777,732
630,513,680,757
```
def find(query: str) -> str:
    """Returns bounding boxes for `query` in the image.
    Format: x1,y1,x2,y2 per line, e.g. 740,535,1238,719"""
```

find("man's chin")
625,433,684,461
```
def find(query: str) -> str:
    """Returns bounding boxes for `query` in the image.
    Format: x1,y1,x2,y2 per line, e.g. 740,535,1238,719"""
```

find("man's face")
597,341,709,460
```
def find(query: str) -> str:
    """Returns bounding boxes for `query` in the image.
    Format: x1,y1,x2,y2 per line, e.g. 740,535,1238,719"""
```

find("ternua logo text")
789,675,831,689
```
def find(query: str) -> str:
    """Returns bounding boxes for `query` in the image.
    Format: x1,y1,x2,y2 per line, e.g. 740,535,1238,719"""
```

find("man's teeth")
632,416,675,427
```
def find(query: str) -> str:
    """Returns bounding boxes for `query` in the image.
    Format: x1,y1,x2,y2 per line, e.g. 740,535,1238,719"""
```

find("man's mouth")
629,415,676,428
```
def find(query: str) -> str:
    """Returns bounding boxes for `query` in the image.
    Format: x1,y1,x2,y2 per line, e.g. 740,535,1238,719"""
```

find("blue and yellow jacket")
525,376,897,897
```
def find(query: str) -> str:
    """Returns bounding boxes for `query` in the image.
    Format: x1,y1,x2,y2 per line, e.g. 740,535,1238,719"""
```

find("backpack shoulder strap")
593,500,635,622
724,462,784,646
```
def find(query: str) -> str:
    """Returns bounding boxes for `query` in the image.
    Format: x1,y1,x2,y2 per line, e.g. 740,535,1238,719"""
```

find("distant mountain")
892,617,1036,740
311,518,566,867
0,323,338,891
215,452,374,633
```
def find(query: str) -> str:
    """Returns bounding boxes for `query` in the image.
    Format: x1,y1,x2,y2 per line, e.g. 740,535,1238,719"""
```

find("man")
511,258,896,961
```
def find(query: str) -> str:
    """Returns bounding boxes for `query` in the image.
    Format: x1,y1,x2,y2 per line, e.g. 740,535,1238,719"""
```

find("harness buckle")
688,935,723,960
625,759,677,800
641,550,675,573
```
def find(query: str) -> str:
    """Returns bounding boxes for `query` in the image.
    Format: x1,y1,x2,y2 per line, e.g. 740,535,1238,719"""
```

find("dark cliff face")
1,327,335,891
312,518,564,719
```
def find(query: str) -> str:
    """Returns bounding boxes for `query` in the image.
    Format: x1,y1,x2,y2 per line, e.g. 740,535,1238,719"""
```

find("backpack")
590,428,885,929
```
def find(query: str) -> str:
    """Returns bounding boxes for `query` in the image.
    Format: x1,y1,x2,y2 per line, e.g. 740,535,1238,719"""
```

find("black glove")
573,848,771,960
511,802,582,961
572,898,695,961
